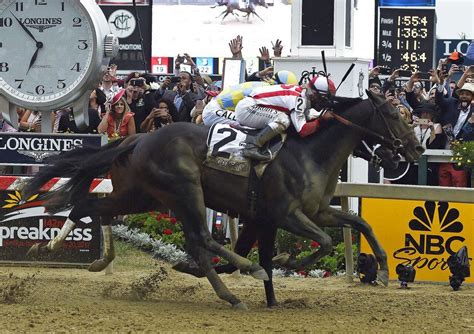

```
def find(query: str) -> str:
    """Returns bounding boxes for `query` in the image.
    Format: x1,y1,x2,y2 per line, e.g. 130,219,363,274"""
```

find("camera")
416,118,430,125
170,76,181,83
457,65,466,72
378,67,391,75
396,264,416,288
398,70,412,77
130,78,145,87
176,54,185,64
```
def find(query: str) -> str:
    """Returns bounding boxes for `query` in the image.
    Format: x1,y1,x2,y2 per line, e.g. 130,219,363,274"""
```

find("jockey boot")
243,125,279,161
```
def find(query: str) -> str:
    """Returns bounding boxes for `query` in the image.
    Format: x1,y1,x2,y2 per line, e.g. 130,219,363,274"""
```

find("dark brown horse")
23,90,423,308
214,0,268,22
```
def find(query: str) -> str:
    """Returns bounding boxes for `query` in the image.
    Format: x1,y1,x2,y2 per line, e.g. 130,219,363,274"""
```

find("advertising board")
361,198,473,283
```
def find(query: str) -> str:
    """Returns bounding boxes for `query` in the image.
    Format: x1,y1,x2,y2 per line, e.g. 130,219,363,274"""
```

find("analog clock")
0,0,118,130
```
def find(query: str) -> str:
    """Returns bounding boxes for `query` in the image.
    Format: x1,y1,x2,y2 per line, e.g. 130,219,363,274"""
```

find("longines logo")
108,9,136,39
393,201,467,271
19,17,62,32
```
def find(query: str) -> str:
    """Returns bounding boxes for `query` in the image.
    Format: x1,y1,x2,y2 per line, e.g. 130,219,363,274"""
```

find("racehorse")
213,0,268,22
23,90,423,308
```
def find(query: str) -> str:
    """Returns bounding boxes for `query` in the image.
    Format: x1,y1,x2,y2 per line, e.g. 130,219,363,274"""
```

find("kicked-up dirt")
0,241,473,333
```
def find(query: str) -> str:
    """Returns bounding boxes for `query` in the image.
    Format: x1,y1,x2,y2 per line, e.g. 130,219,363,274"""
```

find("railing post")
341,196,354,282
417,155,428,185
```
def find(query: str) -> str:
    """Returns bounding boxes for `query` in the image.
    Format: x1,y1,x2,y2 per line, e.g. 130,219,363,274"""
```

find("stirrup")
243,145,272,161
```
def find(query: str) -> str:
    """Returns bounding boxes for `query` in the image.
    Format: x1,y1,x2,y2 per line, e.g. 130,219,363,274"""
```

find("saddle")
204,123,286,178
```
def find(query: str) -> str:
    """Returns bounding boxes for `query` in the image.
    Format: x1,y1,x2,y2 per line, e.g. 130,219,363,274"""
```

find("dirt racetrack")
1,241,473,333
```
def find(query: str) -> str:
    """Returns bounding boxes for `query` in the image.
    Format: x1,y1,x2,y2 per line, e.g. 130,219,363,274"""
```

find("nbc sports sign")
361,199,473,283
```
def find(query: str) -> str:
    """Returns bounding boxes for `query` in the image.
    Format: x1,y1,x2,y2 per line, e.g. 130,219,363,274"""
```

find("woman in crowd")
98,89,136,139
140,98,175,132
19,109,41,132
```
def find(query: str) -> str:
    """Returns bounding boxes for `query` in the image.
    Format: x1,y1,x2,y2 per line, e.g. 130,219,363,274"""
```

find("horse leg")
179,214,247,309
274,208,333,270
170,190,268,281
215,222,257,274
312,207,389,286
256,222,278,307
173,221,258,277
252,10,264,22
88,216,115,272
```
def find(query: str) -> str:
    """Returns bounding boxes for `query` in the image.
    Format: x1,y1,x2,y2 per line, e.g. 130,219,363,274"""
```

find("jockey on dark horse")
234,75,337,160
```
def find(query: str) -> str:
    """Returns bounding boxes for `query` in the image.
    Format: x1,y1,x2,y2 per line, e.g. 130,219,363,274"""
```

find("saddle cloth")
204,123,285,177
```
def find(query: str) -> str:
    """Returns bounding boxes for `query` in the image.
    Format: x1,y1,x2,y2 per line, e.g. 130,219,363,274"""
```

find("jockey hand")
306,108,333,121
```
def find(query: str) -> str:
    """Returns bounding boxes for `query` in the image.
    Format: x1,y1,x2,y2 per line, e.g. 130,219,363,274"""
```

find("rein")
327,110,398,150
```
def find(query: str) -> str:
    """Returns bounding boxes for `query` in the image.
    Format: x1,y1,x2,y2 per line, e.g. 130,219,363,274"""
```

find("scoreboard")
377,7,435,73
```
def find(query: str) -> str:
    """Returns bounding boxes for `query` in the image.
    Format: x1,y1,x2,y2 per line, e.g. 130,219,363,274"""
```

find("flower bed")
117,212,358,277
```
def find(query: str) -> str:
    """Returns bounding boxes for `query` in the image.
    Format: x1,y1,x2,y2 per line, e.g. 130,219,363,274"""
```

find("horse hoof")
377,270,389,286
88,259,110,272
233,302,248,311
250,268,269,281
272,252,290,266
172,261,206,278
26,242,48,258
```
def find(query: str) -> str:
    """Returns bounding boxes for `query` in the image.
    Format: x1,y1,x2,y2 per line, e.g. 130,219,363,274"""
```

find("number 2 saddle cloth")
204,123,286,178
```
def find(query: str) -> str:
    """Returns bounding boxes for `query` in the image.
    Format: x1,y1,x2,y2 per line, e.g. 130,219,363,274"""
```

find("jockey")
234,75,336,160
202,70,298,126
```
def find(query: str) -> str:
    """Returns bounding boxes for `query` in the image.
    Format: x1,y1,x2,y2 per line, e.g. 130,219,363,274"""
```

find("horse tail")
22,137,137,212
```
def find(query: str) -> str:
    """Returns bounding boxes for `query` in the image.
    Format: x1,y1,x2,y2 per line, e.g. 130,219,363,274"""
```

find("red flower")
156,212,171,221
310,241,320,248
297,270,307,277
170,217,177,224
163,228,173,235
211,256,220,264
323,271,332,278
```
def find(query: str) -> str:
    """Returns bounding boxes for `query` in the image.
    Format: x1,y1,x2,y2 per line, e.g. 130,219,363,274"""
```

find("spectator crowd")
1,36,473,188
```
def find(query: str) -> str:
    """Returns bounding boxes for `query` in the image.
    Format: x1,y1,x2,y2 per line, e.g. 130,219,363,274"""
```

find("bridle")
328,97,411,153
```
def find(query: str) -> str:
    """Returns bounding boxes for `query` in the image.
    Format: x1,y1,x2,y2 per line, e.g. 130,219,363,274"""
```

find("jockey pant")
202,99,239,126
234,97,290,133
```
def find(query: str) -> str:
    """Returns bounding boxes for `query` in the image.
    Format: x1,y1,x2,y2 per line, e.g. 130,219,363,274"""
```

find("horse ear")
366,89,385,106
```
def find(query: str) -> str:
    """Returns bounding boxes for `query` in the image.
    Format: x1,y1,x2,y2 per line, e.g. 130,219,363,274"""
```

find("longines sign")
0,133,106,166
361,199,473,283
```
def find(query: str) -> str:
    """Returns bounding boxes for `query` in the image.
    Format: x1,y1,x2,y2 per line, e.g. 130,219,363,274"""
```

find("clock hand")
26,47,40,75
10,11,39,44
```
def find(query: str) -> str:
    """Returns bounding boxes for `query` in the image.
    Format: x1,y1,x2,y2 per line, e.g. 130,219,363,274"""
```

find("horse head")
366,89,424,162
252,0,268,8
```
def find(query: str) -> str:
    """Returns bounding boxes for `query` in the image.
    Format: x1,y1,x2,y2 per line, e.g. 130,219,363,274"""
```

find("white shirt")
453,105,471,137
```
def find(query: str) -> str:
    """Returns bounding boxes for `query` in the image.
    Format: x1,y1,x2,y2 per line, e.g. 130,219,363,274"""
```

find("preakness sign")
0,178,110,266
361,199,473,283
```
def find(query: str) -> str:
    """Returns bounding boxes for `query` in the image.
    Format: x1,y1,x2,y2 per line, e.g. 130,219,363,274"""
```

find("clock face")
0,0,94,104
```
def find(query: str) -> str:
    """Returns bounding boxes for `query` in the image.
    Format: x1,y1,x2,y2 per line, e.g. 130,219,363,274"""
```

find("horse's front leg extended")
313,207,389,286
274,209,333,270
27,218,76,257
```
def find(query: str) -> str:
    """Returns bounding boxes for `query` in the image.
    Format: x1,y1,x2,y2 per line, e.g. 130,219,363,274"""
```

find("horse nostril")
415,145,425,154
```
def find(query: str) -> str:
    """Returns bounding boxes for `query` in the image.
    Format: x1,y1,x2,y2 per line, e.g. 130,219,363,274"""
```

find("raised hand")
271,39,283,57
229,35,243,58
259,46,270,63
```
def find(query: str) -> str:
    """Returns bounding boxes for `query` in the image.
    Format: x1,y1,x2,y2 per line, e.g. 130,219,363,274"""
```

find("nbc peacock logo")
393,201,466,271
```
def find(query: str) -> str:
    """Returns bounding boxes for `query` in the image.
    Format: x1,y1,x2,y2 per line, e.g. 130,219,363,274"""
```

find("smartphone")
130,78,145,87
417,118,430,125
398,70,412,77
170,76,181,83
417,72,431,80
379,67,391,75
179,64,192,73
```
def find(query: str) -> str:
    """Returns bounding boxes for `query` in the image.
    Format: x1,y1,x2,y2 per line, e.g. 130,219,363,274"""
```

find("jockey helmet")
308,75,336,96
272,70,298,85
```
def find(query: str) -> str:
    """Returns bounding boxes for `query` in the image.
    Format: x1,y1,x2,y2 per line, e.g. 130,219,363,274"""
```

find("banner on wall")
98,3,152,72
361,198,473,283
